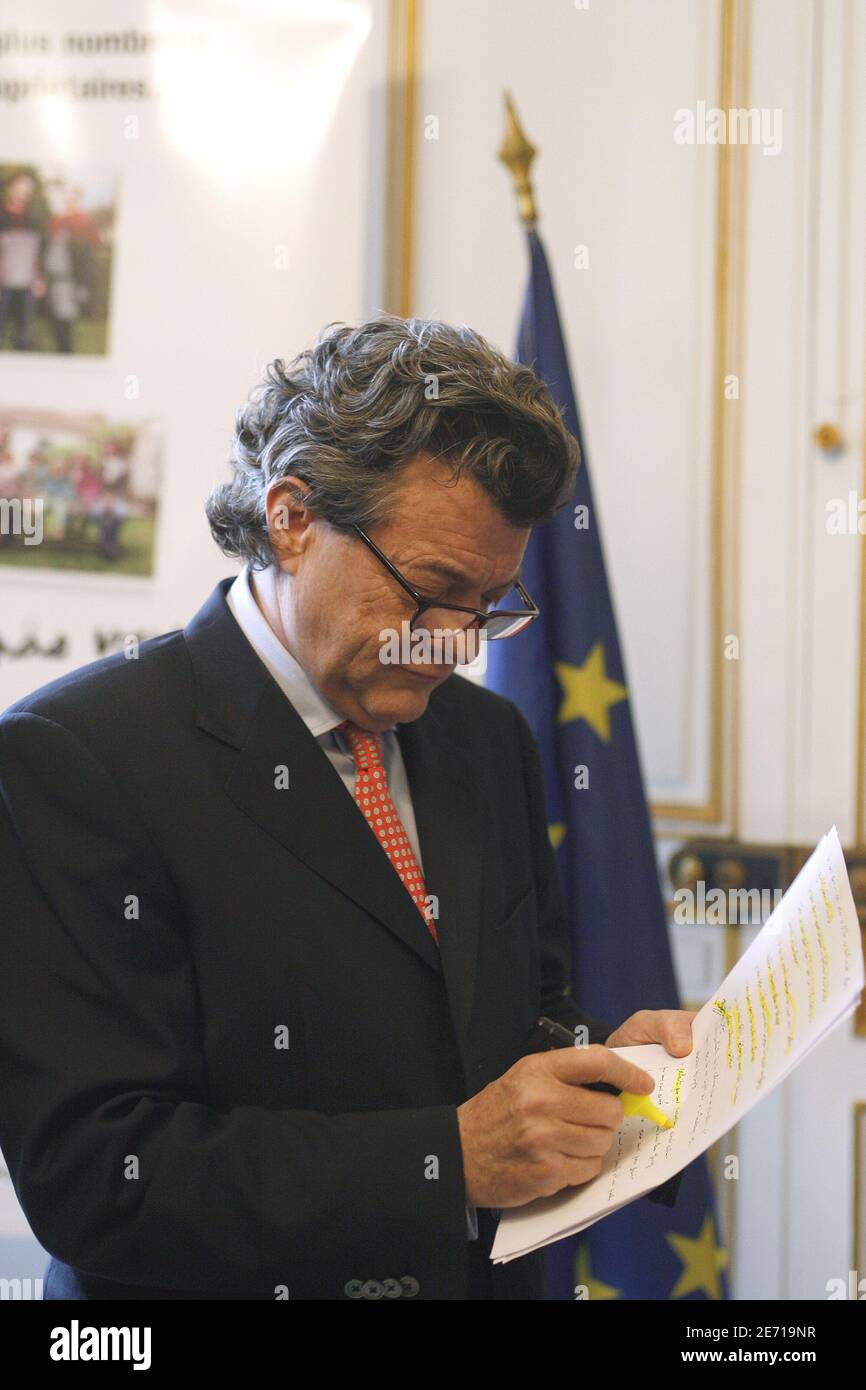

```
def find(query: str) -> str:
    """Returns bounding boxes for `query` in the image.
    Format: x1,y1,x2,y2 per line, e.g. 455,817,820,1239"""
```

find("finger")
518,1069,625,1129
547,1118,616,1160
658,1009,694,1055
546,1043,655,1094
549,1079,624,1130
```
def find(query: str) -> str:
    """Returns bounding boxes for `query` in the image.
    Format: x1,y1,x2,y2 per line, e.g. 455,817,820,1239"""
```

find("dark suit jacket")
0,577,677,1300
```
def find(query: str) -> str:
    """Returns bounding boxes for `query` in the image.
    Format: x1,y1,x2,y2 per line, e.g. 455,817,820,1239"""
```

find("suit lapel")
184,579,484,1001
224,677,443,976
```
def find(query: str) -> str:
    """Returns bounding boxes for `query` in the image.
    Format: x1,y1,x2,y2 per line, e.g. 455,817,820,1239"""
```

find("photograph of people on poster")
0,163,116,356
0,409,160,576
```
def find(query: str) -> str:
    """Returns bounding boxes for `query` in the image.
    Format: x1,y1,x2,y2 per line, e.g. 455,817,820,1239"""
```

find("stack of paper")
491,826,865,1264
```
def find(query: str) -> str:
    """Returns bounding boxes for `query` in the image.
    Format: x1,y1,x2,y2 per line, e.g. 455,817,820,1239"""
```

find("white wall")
0,0,379,714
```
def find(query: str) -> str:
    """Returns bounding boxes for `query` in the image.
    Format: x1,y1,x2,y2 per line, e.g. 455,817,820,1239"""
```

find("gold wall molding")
857,249,866,842
652,0,749,831
858,464,866,841
383,0,419,316
855,1101,866,1273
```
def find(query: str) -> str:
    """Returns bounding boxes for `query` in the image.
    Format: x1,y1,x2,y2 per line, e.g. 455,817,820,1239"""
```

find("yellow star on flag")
667,1214,728,1299
555,642,627,742
548,822,566,850
573,1242,620,1300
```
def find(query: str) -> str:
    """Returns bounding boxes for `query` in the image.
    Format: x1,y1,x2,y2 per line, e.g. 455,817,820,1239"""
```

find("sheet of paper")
491,826,865,1263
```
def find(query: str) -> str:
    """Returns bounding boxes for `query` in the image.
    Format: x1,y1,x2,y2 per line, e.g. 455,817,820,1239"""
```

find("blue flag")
486,228,729,1301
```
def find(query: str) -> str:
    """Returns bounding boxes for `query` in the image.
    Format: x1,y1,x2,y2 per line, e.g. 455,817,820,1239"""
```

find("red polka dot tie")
338,720,438,944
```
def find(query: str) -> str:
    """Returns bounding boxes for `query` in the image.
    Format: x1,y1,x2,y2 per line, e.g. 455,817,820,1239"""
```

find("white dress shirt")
226,563,424,867
225,563,478,1241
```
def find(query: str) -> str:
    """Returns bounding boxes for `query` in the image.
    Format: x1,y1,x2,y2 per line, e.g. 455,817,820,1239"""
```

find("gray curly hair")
205,314,580,569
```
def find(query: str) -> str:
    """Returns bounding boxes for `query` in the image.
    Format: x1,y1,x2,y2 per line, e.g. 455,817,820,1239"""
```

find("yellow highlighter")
619,1091,673,1129
582,1082,672,1129
534,1016,673,1129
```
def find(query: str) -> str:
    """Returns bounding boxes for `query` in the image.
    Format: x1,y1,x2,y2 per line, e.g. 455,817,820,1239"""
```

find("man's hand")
456,1045,655,1209
604,1008,697,1056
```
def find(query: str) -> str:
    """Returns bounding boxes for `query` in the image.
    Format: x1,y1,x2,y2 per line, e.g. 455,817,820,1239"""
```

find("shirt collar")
225,563,396,740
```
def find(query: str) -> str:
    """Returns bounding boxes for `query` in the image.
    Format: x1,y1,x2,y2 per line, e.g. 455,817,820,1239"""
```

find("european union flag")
486,228,729,1301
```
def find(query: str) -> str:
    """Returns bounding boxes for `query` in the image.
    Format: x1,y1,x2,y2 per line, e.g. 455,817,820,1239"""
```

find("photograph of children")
0,164,116,356
0,409,161,577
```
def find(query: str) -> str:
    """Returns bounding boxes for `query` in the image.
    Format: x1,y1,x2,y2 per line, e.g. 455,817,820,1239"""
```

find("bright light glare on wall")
152,0,373,180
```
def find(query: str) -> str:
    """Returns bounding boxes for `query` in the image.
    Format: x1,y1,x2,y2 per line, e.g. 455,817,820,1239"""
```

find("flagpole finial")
497,91,539,227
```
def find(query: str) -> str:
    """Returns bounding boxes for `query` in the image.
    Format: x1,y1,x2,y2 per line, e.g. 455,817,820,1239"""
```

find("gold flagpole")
497,91,539,228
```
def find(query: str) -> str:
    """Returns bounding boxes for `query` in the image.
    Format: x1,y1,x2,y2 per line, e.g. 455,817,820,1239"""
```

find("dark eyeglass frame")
351,523,539,638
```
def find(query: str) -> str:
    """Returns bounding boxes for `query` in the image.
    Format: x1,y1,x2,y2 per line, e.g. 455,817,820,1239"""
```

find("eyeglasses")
351,524,539,640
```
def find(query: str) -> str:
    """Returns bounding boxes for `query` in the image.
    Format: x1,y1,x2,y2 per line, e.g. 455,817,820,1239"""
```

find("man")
0,171,46,353
0,316,692,1300
43,184,100,353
